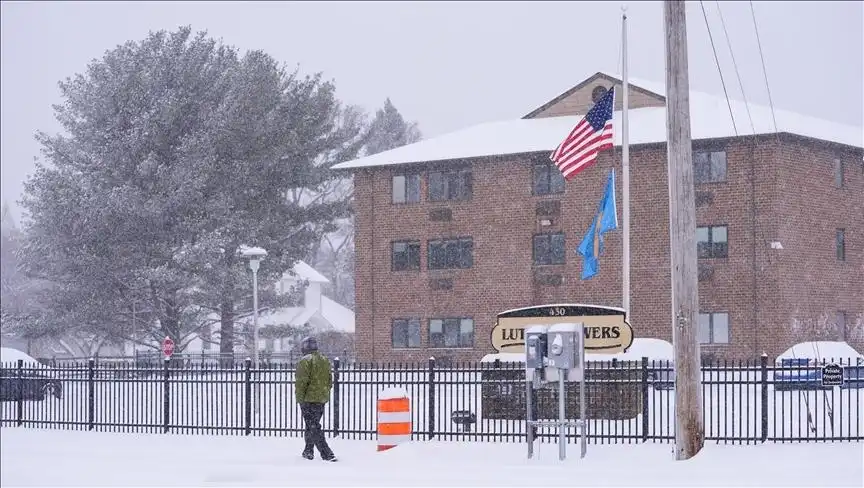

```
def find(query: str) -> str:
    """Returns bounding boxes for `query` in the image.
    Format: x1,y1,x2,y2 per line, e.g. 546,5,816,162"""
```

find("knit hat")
300,336,318,355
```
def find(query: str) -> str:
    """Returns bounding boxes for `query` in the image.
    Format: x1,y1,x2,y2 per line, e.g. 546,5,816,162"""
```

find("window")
836,229,846,261
696,225,728,259
698,312,729,344
834,159,844,188
391,241,421,271
532,163,565,195
392,318,422,349
428,168,472,201
392,173,421,204
428,238,473,270
592,85,609,103
533,232,566,265
429,318,474,348
693,151,727,183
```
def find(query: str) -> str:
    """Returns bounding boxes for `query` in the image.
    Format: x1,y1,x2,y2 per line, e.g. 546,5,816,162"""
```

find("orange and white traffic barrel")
377,387,411,451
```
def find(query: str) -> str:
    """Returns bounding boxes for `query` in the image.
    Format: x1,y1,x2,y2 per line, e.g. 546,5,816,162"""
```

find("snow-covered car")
774,341,864,391
0,348,64,401
593,338,676,390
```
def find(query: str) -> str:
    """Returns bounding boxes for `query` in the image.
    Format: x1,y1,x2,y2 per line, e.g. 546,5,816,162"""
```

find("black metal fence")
1,356,861,443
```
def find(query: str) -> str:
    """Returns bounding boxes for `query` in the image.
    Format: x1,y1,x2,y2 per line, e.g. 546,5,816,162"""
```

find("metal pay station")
524,323,587,461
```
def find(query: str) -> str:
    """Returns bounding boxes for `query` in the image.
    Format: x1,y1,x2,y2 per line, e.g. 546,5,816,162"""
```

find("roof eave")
329,132,862,172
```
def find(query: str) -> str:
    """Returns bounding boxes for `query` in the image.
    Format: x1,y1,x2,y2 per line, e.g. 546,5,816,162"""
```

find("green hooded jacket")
295,351,332,404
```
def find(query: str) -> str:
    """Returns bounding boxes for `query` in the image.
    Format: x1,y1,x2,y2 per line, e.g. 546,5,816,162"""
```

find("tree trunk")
219,299,235,367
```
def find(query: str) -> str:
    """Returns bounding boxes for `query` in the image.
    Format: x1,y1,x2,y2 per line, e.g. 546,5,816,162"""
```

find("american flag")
550,87,615,180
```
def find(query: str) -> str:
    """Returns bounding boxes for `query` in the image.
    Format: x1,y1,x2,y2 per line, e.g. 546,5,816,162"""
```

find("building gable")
524,72,666,119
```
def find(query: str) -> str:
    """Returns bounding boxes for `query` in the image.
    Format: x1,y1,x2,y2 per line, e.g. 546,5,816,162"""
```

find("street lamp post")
239,246,268,370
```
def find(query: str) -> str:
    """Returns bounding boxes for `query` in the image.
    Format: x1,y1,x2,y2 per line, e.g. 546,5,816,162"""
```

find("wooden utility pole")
663,0,704,460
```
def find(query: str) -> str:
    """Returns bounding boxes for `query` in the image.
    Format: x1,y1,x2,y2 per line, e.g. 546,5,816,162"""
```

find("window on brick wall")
392,173,421,204
694,151,727,183
428,238,473,269
696,225,728,258
533,232,566,265
698,312,729,344
834,159,844,188
429,168,472,201
392,318,422,348
532,162,565,195
836,229,846,261
429,317,474,348
392,241,421,271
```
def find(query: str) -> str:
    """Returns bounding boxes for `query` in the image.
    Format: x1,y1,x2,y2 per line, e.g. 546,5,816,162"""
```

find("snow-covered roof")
332,74,861,171
776,341,863,362
244,297,354,334
287,261,330,284
320,296,355,333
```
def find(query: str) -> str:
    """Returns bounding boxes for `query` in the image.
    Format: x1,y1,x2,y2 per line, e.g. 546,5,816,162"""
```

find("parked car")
0,348,64,401
774,341,864,391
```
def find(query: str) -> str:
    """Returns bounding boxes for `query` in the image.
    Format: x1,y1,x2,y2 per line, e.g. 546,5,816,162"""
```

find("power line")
707,1,766,362
715,1,756,134
749,0,779,134
698,1,738,137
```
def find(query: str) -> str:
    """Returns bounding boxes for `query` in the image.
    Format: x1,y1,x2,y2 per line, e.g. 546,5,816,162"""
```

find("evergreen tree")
19,27,365,353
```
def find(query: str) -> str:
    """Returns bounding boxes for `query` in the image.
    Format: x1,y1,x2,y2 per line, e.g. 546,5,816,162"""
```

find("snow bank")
379,386,409,400
480,338,674,364
0,347,47,368
480,353,526,364
776,341,863,363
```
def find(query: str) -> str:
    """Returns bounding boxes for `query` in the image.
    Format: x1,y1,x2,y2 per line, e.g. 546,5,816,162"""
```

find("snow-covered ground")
1,428,861,486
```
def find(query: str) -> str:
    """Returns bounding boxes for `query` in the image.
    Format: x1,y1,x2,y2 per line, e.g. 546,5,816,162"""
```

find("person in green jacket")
295,336,337,462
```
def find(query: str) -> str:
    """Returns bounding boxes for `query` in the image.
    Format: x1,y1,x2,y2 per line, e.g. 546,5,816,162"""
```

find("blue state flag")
577,168,619,280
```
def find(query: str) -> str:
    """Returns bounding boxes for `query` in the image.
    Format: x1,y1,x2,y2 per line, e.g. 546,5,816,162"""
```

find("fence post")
332,358,341,437
16,359,23,427
163,357,171,434
641,357,649,442
87,358,95,430
244,358,252,436
428,357,436,440
760,353,768,443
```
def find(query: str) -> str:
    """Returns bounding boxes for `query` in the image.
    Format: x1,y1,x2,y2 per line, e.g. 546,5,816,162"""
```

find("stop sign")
162,336,175,357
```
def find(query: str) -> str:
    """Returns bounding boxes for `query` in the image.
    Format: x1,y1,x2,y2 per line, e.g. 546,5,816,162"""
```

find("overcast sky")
2,1,862,220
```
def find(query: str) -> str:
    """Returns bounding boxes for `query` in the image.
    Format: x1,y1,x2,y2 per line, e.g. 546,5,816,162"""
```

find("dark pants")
301,402,334,458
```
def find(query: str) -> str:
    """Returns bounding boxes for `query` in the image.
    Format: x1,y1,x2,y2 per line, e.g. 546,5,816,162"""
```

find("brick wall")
772,137,864,357
352,135,863,363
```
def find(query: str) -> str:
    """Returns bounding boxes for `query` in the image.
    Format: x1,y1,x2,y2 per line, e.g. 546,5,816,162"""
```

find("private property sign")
491,304,634,354
821,363,843,387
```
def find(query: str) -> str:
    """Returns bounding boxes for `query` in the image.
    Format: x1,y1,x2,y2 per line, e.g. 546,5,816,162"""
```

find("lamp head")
239,246,268,259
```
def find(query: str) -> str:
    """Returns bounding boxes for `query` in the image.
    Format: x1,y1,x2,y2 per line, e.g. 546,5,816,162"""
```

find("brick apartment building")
333,72,863,363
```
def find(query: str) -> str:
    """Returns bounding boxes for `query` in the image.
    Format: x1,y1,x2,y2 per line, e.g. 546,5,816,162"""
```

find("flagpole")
621,7,631,315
